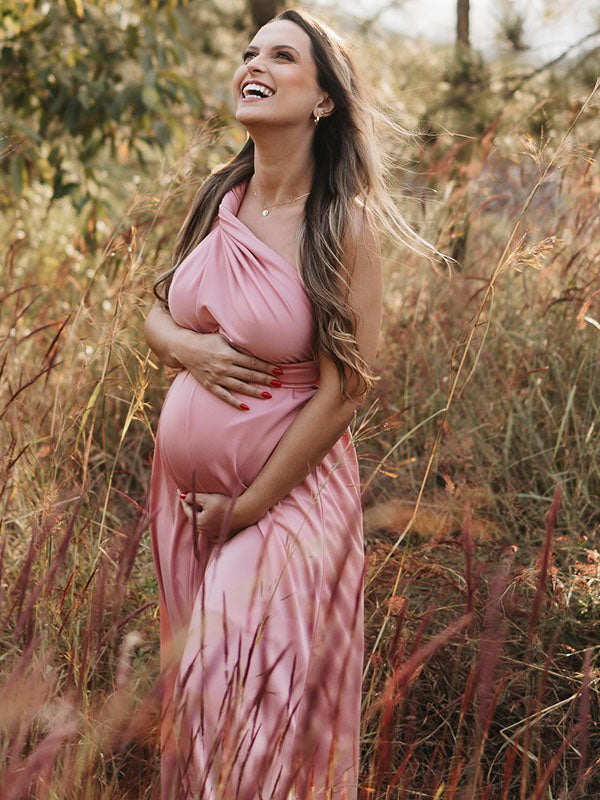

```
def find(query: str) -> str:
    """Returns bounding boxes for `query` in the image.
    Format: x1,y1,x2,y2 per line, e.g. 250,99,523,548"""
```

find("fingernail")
270,379,282,387
273,367,283,375
179,492,187,499
261,391,272,398
240,403,250,410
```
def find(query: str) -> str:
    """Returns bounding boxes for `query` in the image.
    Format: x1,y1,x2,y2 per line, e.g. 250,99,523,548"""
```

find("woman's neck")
249,128,315,204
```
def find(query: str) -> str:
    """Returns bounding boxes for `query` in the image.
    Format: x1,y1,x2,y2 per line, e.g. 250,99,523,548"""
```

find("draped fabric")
148,180,364,799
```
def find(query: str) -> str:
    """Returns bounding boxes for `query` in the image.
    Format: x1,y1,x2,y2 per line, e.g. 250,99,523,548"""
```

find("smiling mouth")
241,83,275,100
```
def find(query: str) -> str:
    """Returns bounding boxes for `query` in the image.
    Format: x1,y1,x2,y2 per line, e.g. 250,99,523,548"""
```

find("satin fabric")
148,180,364,799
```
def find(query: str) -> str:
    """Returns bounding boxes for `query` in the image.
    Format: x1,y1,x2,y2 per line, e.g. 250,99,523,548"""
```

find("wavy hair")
154,7,441,400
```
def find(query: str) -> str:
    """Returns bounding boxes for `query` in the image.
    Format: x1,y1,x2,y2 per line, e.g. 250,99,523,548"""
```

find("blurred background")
323,0,600,61
0,1,599,797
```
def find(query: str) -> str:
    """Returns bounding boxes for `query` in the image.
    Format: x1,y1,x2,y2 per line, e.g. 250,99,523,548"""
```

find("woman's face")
232,19,331,130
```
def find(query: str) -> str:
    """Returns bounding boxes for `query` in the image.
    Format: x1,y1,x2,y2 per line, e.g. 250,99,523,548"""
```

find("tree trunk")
247,0,284,29
456,0,470,48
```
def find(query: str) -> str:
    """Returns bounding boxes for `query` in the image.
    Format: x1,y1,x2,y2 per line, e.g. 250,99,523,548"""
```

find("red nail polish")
273,367,283,375
261,391,272,398
180,492,187,499
270,379,282,387
240,403,250,410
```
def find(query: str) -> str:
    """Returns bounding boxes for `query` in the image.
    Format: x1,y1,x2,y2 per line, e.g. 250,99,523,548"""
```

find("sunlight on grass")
1,15,599,799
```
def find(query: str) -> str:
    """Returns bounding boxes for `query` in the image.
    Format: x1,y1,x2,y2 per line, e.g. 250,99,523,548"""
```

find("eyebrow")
244,43,301,56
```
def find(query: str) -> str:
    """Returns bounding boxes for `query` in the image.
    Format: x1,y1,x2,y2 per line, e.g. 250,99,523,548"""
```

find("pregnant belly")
156,370,314,495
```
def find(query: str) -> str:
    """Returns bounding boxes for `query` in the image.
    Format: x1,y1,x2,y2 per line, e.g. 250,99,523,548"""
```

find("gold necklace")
251,183,310,217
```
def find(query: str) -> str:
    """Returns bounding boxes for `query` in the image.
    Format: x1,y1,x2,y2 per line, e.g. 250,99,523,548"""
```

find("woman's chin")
235,108,271,125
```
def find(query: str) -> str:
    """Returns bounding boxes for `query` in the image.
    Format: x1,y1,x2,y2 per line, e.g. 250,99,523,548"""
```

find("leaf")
10,154,25,197
64,0,85,20
576,288,600,330
54,182,79,199
142,85,160,110
76,379,103,446
64,97,80,134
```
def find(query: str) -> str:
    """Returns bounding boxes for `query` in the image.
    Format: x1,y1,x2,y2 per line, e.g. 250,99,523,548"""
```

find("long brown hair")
154,8,441,400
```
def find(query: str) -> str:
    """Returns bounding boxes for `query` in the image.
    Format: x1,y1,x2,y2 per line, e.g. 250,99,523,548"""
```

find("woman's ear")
315,94,335,119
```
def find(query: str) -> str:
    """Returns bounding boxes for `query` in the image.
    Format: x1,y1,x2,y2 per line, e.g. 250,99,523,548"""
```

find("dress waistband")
218,330,319,389
276,360,320,389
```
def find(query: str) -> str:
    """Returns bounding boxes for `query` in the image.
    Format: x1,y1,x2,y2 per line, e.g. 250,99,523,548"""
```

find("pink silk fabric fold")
148,180,364,800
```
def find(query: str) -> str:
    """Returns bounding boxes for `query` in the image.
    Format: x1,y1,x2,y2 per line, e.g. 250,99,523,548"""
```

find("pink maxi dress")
148,179,364,800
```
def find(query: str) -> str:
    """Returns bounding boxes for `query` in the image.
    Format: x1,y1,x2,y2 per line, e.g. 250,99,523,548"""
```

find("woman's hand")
176,331,283,410
179,491,249,544
144,300,283,410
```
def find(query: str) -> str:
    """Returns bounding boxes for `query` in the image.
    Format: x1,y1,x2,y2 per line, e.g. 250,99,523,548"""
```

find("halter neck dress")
148,179,364,800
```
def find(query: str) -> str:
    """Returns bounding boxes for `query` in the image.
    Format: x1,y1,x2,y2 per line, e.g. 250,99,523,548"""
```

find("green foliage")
0,0,248,233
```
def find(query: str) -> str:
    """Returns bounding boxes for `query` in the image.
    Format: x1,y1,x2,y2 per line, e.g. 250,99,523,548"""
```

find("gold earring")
313,112,320,125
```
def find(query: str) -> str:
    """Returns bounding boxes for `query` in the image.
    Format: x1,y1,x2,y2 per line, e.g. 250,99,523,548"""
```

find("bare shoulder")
344,201,381,271
340,201,382,302
317,199,383,397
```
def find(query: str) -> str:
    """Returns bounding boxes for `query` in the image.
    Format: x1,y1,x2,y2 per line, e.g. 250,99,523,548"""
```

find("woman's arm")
144,300,284,408
144,299,201,368
228,210,383,533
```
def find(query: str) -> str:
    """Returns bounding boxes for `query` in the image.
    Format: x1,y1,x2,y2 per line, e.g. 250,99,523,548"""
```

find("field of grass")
1,9,599,799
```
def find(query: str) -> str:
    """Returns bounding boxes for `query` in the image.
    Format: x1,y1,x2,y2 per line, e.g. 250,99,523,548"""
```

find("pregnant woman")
144,8,420,799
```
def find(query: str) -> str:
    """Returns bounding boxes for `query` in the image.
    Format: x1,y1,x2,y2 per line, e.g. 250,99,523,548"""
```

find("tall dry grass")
0,39,599,800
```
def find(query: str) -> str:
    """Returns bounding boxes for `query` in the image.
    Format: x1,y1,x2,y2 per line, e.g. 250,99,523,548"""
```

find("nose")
237,54,267,94
247,58,266,75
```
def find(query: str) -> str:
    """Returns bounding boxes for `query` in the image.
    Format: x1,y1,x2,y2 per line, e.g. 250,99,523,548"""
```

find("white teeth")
242,82,274,98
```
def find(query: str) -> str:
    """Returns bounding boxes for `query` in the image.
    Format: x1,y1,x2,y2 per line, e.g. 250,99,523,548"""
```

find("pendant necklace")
251,183,310,217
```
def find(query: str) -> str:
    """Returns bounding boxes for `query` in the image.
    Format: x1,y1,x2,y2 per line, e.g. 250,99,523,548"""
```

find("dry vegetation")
0,6,599,799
